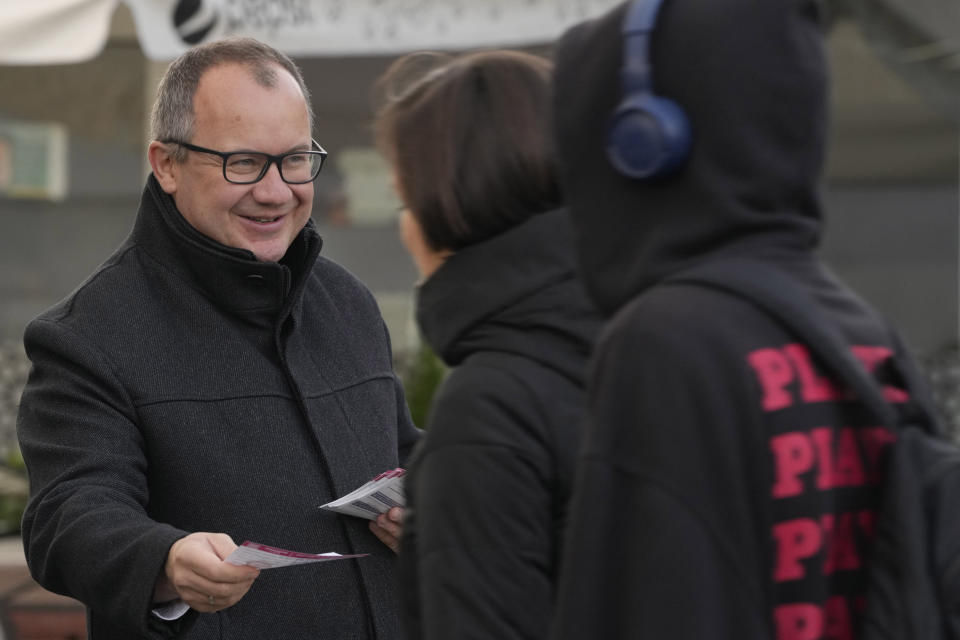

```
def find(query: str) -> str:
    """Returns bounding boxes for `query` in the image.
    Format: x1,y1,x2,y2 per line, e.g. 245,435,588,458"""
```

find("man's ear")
148,141,179,194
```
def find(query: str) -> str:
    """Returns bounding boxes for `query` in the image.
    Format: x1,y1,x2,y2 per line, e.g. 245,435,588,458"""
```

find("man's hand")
369,507,405,554
159,532,260,612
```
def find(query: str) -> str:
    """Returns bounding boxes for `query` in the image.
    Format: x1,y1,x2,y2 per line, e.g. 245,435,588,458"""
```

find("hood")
553,0,828,315
415,208,600,386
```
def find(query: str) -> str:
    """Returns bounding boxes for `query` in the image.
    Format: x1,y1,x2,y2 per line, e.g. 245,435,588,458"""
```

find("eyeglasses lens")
224,152,323,184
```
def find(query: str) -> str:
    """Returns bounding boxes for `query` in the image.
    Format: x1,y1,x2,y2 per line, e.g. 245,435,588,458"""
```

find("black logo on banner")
173,0,220,45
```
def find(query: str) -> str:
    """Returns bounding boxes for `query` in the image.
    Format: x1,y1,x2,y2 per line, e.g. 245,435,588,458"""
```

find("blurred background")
0,0,957,530
0,1,955,636
0,0,958,456
1,0,958,484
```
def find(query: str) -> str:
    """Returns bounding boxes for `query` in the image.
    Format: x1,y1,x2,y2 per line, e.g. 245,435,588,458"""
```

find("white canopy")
0,0,622,65
0,0,119,65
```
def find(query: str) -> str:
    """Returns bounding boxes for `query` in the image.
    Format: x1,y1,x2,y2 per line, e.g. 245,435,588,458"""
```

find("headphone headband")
606,0,692,180
621,0,663,93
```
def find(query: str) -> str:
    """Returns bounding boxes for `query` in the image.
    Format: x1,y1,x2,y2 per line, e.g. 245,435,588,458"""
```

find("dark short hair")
151,37,314,162
373,50,561,252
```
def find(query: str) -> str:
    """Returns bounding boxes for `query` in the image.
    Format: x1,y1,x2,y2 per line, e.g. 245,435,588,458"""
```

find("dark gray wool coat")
17,175,421,639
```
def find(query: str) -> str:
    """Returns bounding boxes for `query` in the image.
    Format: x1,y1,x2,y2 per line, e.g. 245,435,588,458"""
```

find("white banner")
0,0,620,65
0,0,119,65
125,0,622,61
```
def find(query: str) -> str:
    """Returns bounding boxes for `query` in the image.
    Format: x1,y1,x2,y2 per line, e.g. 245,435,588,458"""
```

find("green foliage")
6,448,24,471
0,493,25,536
401,342,447,430
0,340,29,536
0,448,27,536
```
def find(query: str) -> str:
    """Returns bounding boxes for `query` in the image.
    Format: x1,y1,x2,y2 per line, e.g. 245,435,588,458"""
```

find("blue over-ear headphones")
607,0,691,179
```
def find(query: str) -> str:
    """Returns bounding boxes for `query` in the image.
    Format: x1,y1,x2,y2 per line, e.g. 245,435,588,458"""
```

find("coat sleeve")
403,364,557,640
395,376,421,467
17,318,194,638
382,321,421,466
551,310,772,640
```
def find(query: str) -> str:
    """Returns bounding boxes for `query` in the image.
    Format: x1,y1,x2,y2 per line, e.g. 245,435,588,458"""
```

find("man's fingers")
375,514,402,538
205,532,240,560
180,584,244,612
165,532,260,610
179,568,259,612
369,519,400,554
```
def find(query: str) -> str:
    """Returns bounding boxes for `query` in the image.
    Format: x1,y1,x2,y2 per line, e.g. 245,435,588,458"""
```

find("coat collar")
131,174,322,318
415,208,591,366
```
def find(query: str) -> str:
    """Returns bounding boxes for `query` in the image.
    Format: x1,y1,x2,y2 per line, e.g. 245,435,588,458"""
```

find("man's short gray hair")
150,37,315,162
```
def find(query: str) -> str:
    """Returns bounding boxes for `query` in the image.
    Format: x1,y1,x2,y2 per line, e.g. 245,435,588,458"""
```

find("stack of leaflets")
319,468,405,520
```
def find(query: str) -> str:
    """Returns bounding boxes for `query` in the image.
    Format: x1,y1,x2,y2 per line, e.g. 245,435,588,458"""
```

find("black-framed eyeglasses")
163,138,327,184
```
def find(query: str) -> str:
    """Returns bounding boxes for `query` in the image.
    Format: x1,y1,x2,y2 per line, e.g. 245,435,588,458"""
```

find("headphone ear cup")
606,93,692,180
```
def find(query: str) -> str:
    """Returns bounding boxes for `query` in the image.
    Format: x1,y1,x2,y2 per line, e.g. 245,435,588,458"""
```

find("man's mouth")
242,215,281,224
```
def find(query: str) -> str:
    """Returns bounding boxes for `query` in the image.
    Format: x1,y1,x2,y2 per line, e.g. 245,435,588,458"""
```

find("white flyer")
320,468,406,520
226,541,368,570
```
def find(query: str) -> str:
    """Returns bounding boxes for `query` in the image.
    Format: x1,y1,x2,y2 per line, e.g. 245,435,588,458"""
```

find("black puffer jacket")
398,208,601,640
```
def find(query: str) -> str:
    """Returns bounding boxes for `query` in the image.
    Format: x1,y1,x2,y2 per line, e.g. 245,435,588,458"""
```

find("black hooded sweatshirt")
398,208,602,640
550,2,907,639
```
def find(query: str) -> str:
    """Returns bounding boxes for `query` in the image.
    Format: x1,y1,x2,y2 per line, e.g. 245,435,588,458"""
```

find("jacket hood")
415,208,600,386
553,0,828,315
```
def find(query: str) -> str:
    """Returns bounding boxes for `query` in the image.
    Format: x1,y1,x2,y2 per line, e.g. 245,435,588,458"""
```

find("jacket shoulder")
312,256,375,293
27,242,141,329
424,352,572,452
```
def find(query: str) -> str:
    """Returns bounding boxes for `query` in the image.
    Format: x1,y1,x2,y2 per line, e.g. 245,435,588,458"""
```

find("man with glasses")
17,37,419,640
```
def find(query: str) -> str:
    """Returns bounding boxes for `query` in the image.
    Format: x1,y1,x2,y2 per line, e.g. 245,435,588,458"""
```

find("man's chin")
240,239,287,263
251,250,284,263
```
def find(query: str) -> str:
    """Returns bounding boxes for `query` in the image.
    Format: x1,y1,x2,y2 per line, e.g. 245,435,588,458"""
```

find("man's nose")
251,161,291,203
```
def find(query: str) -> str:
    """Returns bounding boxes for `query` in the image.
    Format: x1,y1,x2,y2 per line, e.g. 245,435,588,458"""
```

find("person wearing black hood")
550,1,911,639
372,50,602,639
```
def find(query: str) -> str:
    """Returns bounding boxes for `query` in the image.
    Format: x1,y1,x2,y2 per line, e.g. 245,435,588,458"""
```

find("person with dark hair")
17,37,419,639
372,50,602,640
549,0,915,638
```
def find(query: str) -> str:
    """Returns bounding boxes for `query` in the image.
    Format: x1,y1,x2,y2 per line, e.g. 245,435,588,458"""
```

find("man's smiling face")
160,62,315,262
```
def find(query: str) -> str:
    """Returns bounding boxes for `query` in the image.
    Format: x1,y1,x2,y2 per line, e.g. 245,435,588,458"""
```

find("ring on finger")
207,594,215,606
